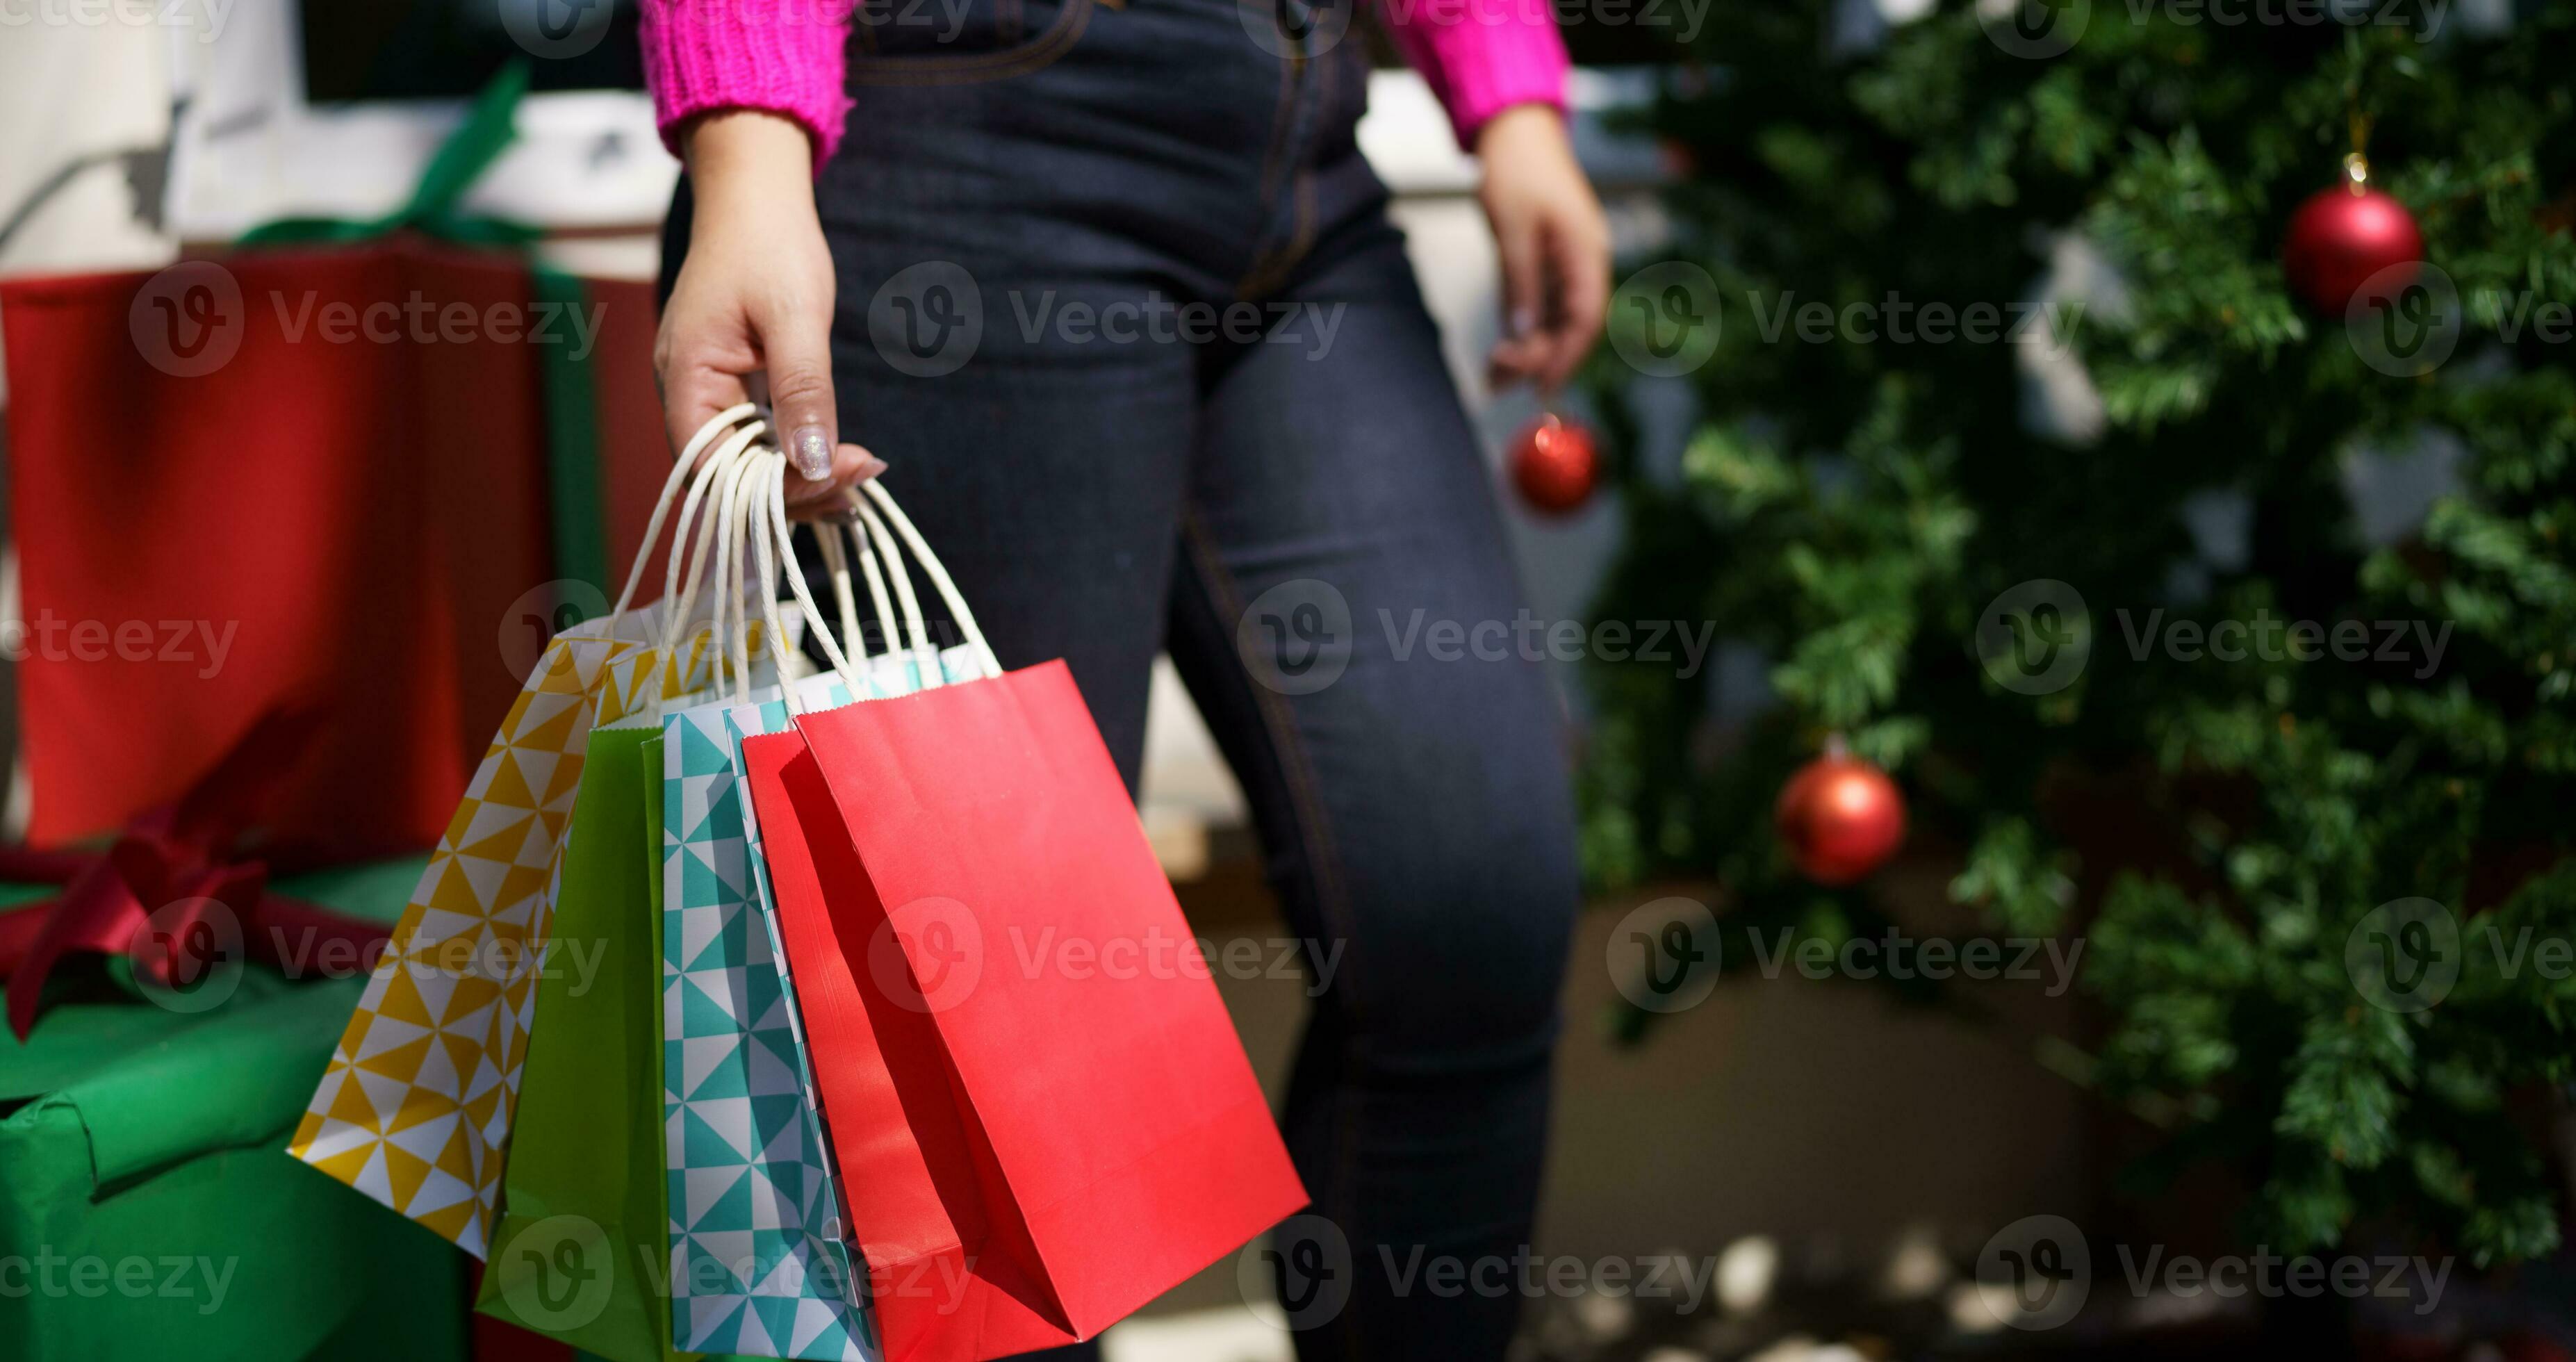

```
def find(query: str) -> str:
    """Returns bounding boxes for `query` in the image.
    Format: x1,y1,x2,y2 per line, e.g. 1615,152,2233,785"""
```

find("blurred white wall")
0,14,182,405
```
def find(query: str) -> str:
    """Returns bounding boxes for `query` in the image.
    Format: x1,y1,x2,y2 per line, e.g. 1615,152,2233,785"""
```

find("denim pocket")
846,0,1098,85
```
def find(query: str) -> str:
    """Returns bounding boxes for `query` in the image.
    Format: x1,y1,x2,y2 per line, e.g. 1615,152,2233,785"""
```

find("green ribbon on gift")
237,60,611,597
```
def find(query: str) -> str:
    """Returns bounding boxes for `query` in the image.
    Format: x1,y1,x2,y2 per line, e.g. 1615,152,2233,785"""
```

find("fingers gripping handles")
620,407,1001,716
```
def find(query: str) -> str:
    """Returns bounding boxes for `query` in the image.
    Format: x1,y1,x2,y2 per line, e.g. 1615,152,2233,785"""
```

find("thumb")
1497,218,1543,343
760,300,844,482
1488,210,1548,385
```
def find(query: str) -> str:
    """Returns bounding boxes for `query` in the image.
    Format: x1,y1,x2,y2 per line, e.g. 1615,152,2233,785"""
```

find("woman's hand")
1477,104,1611,393
657,111,883,516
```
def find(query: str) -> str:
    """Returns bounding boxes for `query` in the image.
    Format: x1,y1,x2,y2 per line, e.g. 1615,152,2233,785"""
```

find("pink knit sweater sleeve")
639,0,854,168
639,0,1570,169
1377,0,1572,146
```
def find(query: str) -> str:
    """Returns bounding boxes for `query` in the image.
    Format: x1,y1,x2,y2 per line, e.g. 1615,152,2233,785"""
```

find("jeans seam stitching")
1176,508,1360,1015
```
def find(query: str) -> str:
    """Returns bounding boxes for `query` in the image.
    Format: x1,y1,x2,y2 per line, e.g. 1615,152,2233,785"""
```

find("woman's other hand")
657,111,883,516
1477,104,1610,393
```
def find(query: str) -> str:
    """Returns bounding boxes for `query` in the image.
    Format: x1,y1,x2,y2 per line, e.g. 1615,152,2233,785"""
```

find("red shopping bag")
743,659,1307,1362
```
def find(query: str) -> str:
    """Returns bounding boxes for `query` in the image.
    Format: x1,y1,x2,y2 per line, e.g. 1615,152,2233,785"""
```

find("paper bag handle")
755,459,869,716
858,478,1003,680
669,407,1003,692
659,420,769,698
612,400,757,617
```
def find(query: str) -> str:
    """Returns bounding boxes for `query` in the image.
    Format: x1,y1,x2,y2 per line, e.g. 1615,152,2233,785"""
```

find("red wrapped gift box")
1,240,677,860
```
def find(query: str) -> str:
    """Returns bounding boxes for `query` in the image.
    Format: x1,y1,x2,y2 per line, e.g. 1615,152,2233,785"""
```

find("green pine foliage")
1584,0,2576,1266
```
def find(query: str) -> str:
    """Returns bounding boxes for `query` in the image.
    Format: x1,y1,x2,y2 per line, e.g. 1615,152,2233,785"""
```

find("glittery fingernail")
788,425,833,481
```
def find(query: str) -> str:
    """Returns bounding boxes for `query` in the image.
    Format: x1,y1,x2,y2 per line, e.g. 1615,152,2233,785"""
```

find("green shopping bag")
474,725,690,1361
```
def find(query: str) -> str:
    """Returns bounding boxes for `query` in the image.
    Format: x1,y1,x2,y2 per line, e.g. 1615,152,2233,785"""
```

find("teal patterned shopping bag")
662,676,866,1361
659,454,993,1360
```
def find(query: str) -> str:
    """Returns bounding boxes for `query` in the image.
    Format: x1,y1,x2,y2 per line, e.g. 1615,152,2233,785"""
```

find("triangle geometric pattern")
662,644,991,1361
662,678,865,1361
288,603,741,1258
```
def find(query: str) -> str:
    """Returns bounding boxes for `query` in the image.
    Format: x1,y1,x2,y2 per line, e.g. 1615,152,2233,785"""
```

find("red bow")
0,707,393,1039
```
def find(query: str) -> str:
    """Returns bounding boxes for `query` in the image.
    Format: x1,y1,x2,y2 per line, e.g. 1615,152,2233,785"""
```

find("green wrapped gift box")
0,859,469,1362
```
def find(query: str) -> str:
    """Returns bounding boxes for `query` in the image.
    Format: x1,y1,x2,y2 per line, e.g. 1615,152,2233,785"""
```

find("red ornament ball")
1775,751,1908,885
1509,413,1599,515
2282,183,2423,314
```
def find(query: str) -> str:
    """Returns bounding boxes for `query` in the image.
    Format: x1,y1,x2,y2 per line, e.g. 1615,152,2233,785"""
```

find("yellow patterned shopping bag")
288,408,793,1256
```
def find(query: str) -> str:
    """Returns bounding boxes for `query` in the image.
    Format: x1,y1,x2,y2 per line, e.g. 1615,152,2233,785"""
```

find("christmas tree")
1583,0,2576,1268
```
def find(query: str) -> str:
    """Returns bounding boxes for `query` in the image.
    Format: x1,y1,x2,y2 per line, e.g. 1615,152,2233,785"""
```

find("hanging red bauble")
1509,412,1599,515
1775,743,1908,885
2281,153,2423,313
